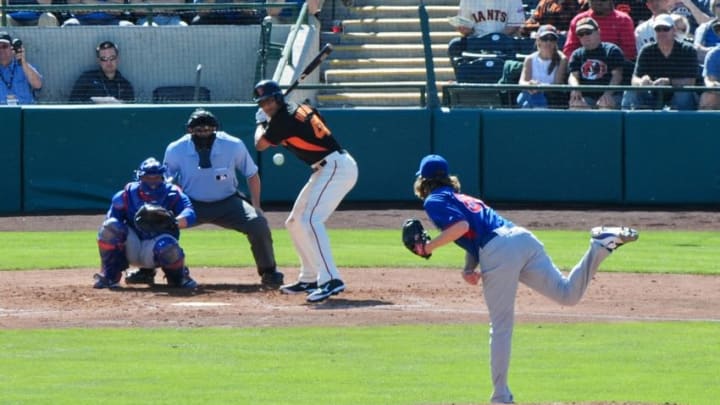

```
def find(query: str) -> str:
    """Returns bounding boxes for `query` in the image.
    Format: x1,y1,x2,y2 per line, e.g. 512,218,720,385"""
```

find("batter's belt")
311,149,347,171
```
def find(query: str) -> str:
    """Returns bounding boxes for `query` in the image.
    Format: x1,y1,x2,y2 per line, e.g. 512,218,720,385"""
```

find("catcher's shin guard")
97,249,128,286
97,219,130,284
153,236,184,269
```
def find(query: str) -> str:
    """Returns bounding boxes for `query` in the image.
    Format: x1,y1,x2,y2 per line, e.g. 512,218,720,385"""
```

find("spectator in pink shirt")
564,0,637,60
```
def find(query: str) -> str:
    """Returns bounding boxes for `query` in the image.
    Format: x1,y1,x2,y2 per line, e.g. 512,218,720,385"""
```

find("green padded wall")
432,109,483,197
23,105,259,212
482,110,624,203
0,107,22,214
624,112,720,204
258,109,433,203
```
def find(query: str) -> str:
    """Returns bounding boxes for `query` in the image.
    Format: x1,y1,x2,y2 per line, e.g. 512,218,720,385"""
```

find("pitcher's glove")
402,218,432,259
134,204,178,235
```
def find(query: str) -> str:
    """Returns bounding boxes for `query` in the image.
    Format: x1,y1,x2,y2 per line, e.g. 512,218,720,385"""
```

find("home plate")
171,302,231,307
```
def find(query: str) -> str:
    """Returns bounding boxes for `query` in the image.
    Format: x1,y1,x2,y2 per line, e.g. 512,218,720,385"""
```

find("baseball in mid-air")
272,153,285,166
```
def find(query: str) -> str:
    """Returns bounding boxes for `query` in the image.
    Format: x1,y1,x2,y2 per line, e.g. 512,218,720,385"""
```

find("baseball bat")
283,43,333,97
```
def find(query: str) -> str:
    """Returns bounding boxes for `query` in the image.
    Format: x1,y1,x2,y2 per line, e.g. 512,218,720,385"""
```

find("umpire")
158,108,284,287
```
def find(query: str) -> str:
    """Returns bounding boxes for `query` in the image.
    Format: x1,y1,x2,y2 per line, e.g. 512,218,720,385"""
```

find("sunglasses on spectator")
539,35,558,42
0,43,10,49
654,26,672,32
577,29,595,37
99,55,117,62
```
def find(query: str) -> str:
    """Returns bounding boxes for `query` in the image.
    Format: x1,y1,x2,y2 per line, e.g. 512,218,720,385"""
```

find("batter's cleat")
260,270,284,288
591,226,639,251
125,268,157,285
164,267,198,289
93,273,121,289
280,281,318,295
306,279,345,303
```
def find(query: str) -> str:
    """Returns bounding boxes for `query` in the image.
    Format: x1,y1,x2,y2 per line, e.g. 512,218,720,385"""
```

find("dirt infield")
1,208,719,330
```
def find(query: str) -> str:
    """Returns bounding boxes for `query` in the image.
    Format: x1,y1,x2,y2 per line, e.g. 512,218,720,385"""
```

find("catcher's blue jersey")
424,186,512,262
106,182,196,240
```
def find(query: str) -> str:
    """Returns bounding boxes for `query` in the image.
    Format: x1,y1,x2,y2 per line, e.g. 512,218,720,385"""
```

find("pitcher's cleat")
591,226,639,251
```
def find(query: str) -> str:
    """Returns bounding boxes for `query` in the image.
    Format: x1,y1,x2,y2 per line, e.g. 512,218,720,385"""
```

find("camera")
11,38,22,53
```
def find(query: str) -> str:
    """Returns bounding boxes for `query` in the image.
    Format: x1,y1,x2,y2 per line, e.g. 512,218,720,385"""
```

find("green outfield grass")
0,229,718,274
0,323,717,404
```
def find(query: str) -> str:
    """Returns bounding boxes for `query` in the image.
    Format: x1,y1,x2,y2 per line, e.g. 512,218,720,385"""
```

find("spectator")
448,0,526,62
668,0,711,35
62,0,135,25
693,0,720,61
267,0,322,22
614,0,654,24
0,31,43,105
521,0,581,36
672,12,692,41
69,41,134,104
635,0,672,53
190,0,266,25
564,0,637,61
4,0,60,26
131,0,189,26
621,13,699,110
517,24,569,108
568,17,626,108
163,109,285,288
699,41,720,108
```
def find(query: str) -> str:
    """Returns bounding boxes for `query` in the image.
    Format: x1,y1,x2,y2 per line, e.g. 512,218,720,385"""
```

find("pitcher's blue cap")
416,154,449,178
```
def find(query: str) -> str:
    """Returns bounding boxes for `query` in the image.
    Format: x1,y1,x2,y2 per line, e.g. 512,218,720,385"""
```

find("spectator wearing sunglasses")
69,41,135,104
635,0,672,53
517,25,569,108
693,0,720,61
622,13,699,109
564,0,637,61
567,17,626,108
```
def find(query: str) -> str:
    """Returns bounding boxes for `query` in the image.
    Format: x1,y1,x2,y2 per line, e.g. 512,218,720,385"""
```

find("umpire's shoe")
306,279,345,303
125,268,157,285
260,270,284,289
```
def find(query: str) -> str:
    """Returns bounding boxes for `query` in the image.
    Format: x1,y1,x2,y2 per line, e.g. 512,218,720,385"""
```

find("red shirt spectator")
564,2,637,60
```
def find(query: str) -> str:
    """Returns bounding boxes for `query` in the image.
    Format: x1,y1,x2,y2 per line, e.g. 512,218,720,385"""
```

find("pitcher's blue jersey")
106,182,196,240
424,186,512,262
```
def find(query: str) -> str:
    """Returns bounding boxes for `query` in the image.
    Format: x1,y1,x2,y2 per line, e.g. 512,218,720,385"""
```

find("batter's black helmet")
186,108,219,129
253,80,284,103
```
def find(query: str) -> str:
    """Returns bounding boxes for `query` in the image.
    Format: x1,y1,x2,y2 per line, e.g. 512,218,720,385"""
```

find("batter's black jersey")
264,102,343,165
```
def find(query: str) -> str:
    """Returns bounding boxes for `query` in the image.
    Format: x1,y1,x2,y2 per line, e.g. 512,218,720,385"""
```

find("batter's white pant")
286,151,358,285
478,226,610,404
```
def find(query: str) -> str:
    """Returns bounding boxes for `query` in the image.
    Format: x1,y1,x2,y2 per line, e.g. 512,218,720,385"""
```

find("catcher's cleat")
125,268,157,285
93,273,121,289
591,226,639,251
164,267,198,289
306,279,345,303
280,281,318,295
260,270,284,288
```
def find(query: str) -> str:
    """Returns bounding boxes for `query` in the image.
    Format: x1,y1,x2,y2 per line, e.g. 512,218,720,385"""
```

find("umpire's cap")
416,154,449,178
253,79,284,103
187,108,219,129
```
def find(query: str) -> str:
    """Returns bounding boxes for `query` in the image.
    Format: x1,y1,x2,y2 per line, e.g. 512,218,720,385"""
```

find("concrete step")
326,57,452,69
322,30,457,45
324,67,455,82
352,5,458,19
329,43,451,59
340,17,455,33
316,91,445,107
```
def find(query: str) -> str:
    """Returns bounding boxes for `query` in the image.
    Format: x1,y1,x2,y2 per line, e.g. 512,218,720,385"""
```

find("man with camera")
0,32,43,105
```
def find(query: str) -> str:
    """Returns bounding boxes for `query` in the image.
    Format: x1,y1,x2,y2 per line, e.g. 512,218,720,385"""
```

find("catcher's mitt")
134,204,179,236
402,218,432,259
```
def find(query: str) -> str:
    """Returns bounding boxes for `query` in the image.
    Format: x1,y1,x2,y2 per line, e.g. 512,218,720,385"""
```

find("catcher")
93,157,197,289
407,154,639,404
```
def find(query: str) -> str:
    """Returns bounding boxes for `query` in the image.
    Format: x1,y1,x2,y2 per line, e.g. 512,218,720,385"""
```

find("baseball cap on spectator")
537,24,559,39
0,31,11,44
576,17,599,32
416,154,449,178
652,14,674,29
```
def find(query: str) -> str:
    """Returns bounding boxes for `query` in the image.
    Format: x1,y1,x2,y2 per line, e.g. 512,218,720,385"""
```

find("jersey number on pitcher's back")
295,105,331,139
456,193,487,213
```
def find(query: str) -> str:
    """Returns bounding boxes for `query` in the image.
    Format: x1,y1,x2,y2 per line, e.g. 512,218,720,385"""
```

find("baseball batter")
253,79,358,303
94,157,197,289
411,154,638,404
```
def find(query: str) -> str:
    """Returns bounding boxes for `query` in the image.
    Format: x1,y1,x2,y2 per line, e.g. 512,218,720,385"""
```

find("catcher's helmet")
253,80,284,104
135,157,166,179
187,108,219,129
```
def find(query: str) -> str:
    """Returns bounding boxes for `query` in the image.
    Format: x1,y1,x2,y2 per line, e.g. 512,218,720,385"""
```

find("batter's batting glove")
402,218,432,259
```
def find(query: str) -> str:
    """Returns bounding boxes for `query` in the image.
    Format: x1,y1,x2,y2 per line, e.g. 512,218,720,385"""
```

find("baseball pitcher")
93,157,197,289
